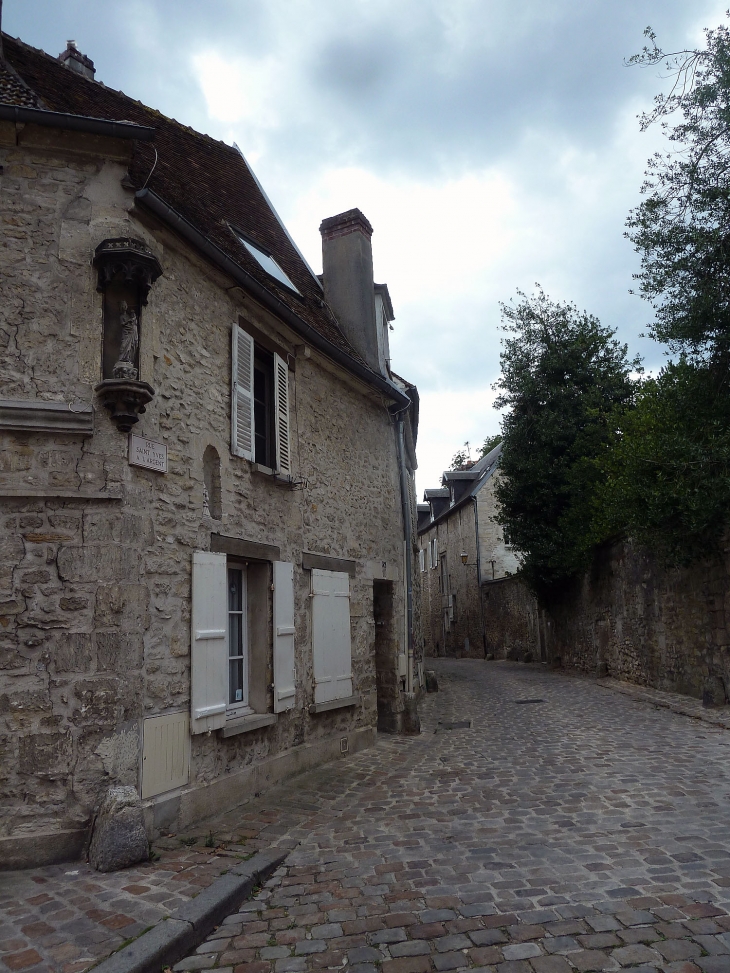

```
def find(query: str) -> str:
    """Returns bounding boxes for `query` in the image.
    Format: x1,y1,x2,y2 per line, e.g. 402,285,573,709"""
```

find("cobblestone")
7,661,730,971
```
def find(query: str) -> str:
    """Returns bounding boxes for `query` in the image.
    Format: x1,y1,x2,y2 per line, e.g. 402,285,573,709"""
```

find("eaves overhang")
135,188,411,410
0,102,156,140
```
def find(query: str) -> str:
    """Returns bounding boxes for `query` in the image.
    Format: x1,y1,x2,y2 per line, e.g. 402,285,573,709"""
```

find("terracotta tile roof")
1,34,364,363
0,58,41,108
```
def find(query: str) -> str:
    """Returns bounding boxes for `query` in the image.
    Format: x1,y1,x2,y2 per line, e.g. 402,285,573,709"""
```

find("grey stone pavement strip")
6,659,730,972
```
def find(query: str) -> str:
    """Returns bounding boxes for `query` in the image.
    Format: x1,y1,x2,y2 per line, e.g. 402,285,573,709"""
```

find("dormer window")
235,232,300,294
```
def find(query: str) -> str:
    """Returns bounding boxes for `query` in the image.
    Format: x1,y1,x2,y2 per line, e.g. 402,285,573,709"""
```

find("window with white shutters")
231,325,255,460
191,551,298,731
273,353,291,476
232,324,292,475
273,561,296,711
191,551,228,734
311,569,352,704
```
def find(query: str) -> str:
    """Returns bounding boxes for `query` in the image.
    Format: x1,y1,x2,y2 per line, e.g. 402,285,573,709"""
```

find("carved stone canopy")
93,238,162,305
94,379,155,433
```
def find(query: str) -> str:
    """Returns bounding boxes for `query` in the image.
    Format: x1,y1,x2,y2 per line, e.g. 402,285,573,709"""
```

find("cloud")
4,0,729,494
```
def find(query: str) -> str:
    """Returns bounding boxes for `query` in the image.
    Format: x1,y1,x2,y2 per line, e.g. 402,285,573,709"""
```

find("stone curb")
90,845,293,973
594,676,730,729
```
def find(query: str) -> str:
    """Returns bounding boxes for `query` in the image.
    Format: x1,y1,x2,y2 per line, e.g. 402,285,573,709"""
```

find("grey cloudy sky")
5,0,725,493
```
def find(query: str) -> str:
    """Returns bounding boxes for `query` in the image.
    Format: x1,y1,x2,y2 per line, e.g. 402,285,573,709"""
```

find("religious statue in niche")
93,238,162,432
113,301,140,380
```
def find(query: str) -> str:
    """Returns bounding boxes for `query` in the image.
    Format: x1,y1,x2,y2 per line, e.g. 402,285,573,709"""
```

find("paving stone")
432,951,470,971
470,929,508,946
578,934,620,949
585,916,622,933
542,937,580,954
261,946,293,959
371,927,407,944
568,950,617,972
295,941,327,955
275,960,308,972
611,943,662,966
503,944,541,960
390,941,432,957
436,934,472,952
347,947,382,963
529,958,573,973
382,958,432,973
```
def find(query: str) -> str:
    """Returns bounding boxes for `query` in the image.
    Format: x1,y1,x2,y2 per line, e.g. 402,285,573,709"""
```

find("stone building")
417,444,522,658
0,33,421,868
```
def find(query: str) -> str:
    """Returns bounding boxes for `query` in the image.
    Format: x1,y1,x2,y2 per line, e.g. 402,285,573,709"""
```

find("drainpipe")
473,495,487,657
394,414,414,697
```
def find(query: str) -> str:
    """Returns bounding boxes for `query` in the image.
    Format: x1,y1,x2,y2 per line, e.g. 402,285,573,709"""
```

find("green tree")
493,288,640,595
479,434,502,457
627,21,730,365
595,360,730,562
597,20,730,561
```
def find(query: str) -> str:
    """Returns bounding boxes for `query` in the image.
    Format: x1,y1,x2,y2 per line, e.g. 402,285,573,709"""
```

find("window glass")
228,567,248,706
237,234,300,294
253,348,274,467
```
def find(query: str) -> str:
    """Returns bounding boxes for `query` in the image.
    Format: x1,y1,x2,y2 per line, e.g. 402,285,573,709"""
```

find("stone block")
95,632,144,671
88,784,148,872
54,632,94,672
93,584,150,630
18,731,72,777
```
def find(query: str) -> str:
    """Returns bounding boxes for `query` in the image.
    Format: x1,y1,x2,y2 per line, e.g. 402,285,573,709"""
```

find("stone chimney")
320,209,380,373
58,40,95,80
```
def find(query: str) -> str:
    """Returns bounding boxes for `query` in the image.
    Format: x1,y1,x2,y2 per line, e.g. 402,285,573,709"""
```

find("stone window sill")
219,712,277,737
308,694,360,715
251,462,294,486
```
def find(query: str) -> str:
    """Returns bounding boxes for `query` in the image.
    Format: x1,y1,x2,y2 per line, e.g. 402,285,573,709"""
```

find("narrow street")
5,660,730,972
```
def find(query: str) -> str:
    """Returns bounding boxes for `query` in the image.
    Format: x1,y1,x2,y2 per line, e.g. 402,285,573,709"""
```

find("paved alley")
6,659,730,972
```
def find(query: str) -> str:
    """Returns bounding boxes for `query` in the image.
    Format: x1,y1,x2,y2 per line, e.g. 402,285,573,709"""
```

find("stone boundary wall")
481,577,540,662
544,538,730,702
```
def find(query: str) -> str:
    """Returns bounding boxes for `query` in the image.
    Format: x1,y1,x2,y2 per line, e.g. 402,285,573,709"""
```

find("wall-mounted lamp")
460,551,468,565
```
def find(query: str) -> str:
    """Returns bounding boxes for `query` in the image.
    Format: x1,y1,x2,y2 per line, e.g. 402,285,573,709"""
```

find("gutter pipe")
0,103,156,140
394,412,414,696
135,188,411,410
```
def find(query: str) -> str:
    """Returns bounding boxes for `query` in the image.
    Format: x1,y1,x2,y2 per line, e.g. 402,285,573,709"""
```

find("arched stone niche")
93,238,162,432
203,445,222,520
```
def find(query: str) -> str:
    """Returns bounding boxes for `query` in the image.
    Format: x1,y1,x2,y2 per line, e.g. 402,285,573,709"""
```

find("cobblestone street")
6,659,730,972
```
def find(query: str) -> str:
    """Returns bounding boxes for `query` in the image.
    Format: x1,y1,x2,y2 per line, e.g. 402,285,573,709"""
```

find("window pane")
229,658,244,703
228,569,242,612
229,613,242,658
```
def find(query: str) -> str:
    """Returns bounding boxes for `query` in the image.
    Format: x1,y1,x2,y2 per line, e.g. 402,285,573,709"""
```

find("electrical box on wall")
141,712,190,799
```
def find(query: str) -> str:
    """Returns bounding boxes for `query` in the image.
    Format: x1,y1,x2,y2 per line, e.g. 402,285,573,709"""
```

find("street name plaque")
128,434,168,473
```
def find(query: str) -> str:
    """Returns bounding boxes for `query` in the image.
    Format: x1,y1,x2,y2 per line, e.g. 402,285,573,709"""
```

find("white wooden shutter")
231,325,255,460
190,551,228,734
273,560,296,712
273,353,291,475
311,569,352,704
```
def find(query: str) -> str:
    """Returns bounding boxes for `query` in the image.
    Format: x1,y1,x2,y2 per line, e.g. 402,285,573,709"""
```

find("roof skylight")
236,232,300,294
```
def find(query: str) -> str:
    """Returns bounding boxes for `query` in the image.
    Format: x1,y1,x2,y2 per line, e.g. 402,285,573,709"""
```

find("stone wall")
544,538,730,701
0,122,418,864
482,577,540,662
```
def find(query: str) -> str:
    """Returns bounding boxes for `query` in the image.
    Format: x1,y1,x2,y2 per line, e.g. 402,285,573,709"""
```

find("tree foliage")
596,20,730,560
449,435,502,471
627,21,730,364
595,360,730,563
493,288,640,595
